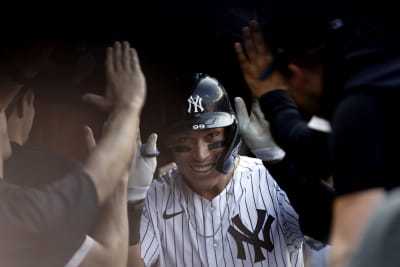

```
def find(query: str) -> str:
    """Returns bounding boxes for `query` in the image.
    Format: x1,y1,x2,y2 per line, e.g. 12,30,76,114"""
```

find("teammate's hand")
128,131,158,202
235,97,285,161
82,41,146,112
234,20,288,98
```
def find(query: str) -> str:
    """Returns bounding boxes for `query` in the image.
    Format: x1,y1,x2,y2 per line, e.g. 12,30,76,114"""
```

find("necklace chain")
181,158,239,239
183,185,234,238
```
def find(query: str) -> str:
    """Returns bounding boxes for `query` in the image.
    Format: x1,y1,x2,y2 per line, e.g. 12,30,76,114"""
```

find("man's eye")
177,137,190,143
208,132,219,140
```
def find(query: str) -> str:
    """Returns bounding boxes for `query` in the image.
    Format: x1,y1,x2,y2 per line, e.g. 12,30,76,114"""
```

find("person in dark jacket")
234,1,398,266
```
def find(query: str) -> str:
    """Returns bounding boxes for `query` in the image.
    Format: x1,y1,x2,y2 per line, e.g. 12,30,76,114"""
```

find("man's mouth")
191,164,214,173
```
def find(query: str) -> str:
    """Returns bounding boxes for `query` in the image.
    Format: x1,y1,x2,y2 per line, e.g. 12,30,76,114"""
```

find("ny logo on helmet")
187,95,204,113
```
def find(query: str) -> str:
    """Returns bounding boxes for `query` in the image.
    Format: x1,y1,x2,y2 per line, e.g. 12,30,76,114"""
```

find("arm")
328,189,384,267
328,93,385,267
79,178,129,267
69,126,129,267
127,132,158,267
235,20,331,181
259,90,332,181
83,41,146,206
235,96,333,242
128,244,146,267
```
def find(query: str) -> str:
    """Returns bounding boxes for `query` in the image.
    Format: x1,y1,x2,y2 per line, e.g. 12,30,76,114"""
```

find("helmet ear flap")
216,122,242,174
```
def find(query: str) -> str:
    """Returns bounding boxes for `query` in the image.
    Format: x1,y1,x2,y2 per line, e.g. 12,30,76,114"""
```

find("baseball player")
128,73,305,267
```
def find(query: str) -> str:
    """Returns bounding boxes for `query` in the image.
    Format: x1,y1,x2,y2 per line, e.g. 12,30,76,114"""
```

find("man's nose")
191,140,210,161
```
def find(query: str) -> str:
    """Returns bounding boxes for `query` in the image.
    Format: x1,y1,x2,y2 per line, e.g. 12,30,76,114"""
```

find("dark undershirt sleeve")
331,93,384,195
0,170,99,266
266,157,334,243
259,90,332,181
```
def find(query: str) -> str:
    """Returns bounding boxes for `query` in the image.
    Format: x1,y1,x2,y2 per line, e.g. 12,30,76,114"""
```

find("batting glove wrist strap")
251,147,286,161
127,186,149,202
128,199,145,245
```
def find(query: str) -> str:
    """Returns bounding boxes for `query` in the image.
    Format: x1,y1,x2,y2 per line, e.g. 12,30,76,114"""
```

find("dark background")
0,1,261,164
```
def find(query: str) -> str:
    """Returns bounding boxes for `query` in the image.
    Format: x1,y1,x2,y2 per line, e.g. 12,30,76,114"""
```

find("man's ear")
287,63,307,90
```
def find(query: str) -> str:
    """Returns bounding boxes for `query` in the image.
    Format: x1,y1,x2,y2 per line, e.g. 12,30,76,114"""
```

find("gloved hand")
127,131,159,202
235,97,285,161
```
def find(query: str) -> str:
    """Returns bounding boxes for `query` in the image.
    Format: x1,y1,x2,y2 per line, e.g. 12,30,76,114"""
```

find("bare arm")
79,177,129,267
328,189,385,267
74,125,128,267
83,41,146,205
128,244,146,267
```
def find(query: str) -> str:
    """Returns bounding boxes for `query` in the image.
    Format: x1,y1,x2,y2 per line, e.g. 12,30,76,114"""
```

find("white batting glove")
235,97,285,161
127,132,158,202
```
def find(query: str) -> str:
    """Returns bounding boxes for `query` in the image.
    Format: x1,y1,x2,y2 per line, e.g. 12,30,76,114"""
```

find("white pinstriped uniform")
140,156,304,267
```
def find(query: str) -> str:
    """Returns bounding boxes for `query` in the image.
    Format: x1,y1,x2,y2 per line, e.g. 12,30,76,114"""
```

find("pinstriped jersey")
140,156,304,267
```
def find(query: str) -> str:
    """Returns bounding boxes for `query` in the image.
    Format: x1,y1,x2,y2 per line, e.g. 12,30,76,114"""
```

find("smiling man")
128,73,306,267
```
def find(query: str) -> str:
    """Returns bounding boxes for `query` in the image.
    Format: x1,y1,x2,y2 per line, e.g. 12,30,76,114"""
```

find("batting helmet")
161,73,241,174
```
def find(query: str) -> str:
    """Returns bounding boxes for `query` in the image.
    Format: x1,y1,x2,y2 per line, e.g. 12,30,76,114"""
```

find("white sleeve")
64,235,94,267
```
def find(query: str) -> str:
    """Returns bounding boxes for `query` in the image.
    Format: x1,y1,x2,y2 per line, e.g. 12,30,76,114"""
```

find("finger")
157,162,176,177
251,99,266,120
243,26,257,62
234,97,250,125
136,127,142,147
144,133,158,154
113,41,122,70
82,93,111,111
105,46,113,74
234,43,249,70
84,125,96,151
249,20,268,55
129,48,141,71
122,41,130,69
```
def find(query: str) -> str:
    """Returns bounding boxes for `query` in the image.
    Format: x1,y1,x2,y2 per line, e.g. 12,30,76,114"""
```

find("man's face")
169,127,230,197
287,64,324,114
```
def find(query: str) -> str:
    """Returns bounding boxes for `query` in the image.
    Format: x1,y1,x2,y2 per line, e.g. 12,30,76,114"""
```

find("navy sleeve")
331,92,385,195
0,170,99,267
259,90,332,181
266,157,334,243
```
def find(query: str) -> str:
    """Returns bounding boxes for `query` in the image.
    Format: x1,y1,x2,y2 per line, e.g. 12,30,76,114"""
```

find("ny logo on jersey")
228,209,275,263
187,95,204,113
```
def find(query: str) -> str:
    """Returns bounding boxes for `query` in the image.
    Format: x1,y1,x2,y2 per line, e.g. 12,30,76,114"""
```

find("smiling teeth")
193,165,213,172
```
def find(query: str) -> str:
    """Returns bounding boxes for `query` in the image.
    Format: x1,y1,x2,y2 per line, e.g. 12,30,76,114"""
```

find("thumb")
140,133,159,158
84,125,96,151
144,133,158,155
82,93,111,111
234,97,250,126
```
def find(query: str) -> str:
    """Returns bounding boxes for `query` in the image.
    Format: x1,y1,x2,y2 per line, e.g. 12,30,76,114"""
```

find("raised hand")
234,20,288,98
127,131,158,202
82,41,146,112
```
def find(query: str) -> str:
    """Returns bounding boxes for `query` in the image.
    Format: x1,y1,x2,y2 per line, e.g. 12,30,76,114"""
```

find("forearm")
259,90,331,180
128,244,146,267
266,157,334,242
81,177,129,267
84,104,141,205
328,189,385,267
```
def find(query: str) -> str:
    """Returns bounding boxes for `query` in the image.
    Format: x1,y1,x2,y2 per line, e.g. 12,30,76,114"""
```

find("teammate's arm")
71,126,129,267
83,41,146,206
128,244,146,267
328,189,384,267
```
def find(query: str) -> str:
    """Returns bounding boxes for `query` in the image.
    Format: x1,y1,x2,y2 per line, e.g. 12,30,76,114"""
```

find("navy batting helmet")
161,73,241,174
